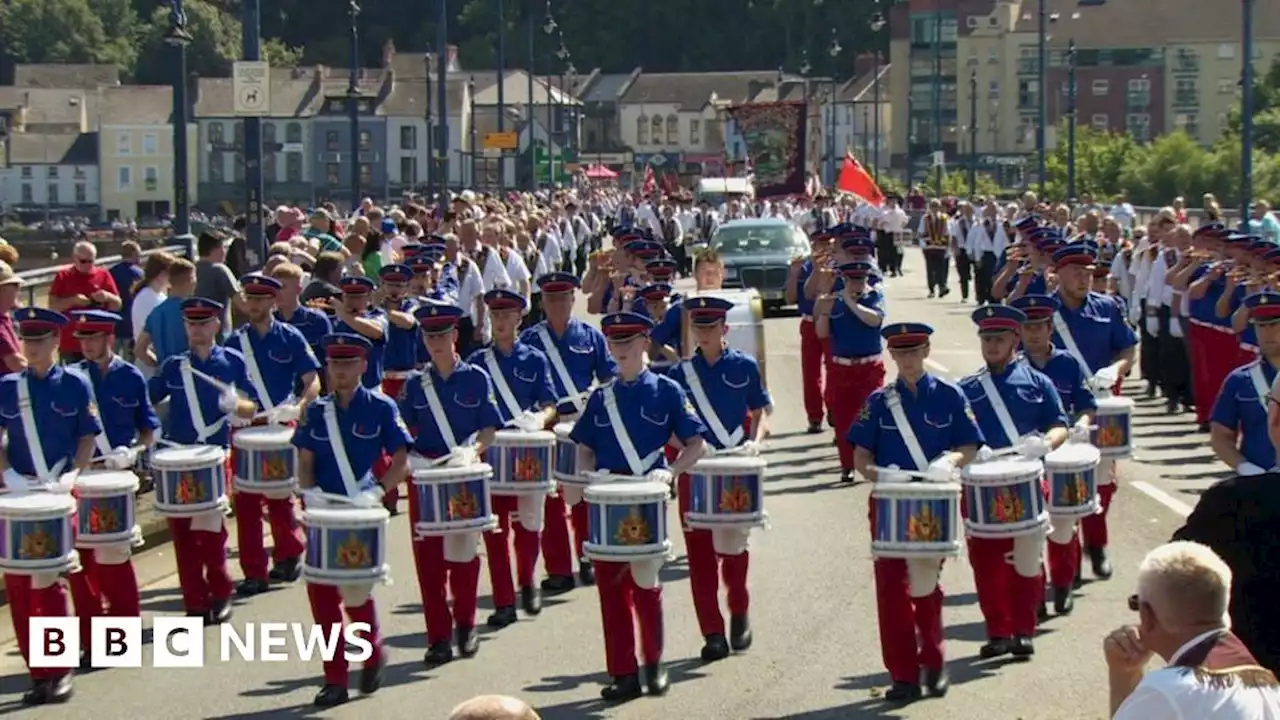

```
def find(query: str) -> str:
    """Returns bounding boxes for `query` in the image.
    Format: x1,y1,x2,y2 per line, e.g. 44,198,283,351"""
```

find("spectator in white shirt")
1110,193,1137,229
1108,541,1280,720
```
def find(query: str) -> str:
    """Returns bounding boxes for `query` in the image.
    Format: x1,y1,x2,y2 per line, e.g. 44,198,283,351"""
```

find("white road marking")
1130,480,1193,518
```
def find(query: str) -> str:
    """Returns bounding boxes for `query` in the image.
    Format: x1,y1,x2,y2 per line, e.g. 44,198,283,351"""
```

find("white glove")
1237,461,1268,477
1016,435,1051,459
736,440,761,457
352,485,385,508
646,469,674,486
925,457,957,484
229,413,253,428
104,446,137,470
448,446,479,468
1092,365,1119,391
269,403,301,425
879,463,911,483
48,472,77,494
975,446,995,462
701,443,718,459
218,388,240,413
301,488,331,509
1069,421,1091,444
2,468,28,494
512,410,543,432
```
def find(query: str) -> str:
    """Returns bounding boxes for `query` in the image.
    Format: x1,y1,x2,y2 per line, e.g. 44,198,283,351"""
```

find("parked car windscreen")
711,225,807,255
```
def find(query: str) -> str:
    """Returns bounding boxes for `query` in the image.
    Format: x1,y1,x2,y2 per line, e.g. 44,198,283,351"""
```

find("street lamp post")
932,6,943,198
555,35,571,186
435,0,449,198
164,0,194,239
1067,38,1078,203
526,7,537,191
425,48,434,194
869,9,886,183
496,0,506,193
1036,0,1048,195
242,0,265,263
566,63,579,159
969,69,978,196
469,75,478,187
798,51,812,187
544,6,558,187
1242,0,1256,223
827,30,842,187
346,2,361,207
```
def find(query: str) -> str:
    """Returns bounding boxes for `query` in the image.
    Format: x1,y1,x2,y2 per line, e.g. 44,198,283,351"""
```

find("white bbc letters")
28,617,79,669
90,617,144,668
152,616,206,668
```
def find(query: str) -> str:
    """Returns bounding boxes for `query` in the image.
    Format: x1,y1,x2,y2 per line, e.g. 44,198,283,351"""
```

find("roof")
468,70,578,106
620,71,782,110
579,72,636,103
381,77,467,116
13,64,121,90
1008,0,1280,48
0,88,88,127
840,65,892,103
194,68,323,117
7,133,99,165
98,86,174,125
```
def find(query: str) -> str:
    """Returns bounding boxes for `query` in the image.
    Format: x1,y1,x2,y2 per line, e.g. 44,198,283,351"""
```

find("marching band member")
1049,242,1138,579
791,230,837,434
294,333,409,707
397,304,501,666
375,264,423,515
814,261,887,483
0,308,100,705
569,312,707,702
224,274,319,596
271,262,332,364
1209,291,1280,476
960,304,1070,659
331,276,389,390
149,298,259,625
667,297,771,662
1010,294,1097,615
520,272,616,593
469,289,557,626
70,310,158,627
851,322,981,702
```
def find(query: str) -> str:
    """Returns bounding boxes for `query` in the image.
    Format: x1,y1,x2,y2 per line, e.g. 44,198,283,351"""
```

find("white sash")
72,364,113,457
1249,362,1270,409
420,371,458,448
884,389,929,471
1052,311,1092,374
180,358,226,443
236,329,275,412
536,325,585,413
977,371,1022,448
681,359,744,449
322,401,363,498
16,374,51,479
602,383,660,476
483,350,524,424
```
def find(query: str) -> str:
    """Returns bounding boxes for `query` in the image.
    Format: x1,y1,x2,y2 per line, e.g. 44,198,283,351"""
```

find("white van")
695,177,754,208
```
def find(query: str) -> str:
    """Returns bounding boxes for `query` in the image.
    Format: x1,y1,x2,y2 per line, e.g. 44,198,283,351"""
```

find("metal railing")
17,241,194,309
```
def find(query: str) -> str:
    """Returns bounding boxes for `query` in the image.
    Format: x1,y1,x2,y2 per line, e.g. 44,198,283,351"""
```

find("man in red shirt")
48,241,121,362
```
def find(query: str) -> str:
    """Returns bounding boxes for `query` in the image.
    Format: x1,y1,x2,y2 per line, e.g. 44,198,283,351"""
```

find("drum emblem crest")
176,473,207,503
89,503,121,534
447,486,479,520
1059,473,1089,505
990,488,1025,523
1096,421,1123,448
907,506,942,542
260,456,289,481
615,508,650,545
718,480,752,513
335,533,372,568
513,455,543,483
19,525,56,560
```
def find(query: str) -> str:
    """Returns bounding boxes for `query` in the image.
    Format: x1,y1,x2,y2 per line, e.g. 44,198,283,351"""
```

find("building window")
1126,113,1151,141
263,155,277,183
1128,78,1151,92
75,184,86,203
21,184,32,203
209,122,224,145
234,155,244,183
1218,44,1236,60
234,122,244,149
144,166,159,191
326,131,340,152
647,116,660,145
1092,79,1109,96
286,122,302,144
1091,114,1109,131
286,153,303,182
20,167,32,179
689,119,701,146
400,126,416,150
326,163,340,185
73,167,85,180
665,115,678,145
359,164,373,186
328,100,343,113
209,153,224,182
988,80,1000,99
264,123,277,150
142,133,158,155
400,156,417,182
116,133,131,156
637,114,649,144
47,166,58,179
359,130,373,152
48,184,59,204
1176,112,1200,137
1219,78,1237,95
117,166,132,191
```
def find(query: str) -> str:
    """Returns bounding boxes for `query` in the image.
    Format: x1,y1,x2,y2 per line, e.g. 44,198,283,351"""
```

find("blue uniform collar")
617,369,651,387
985,361,1018,380
894,372,936,396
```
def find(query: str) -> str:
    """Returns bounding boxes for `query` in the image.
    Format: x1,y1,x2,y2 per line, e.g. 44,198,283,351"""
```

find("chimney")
382,40,396,68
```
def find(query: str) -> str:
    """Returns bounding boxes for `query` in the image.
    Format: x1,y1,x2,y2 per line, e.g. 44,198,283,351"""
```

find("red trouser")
868,496,944,683
168,518,234,614
799,318,830,425
4,574,73,680
677,473,749,637
825,359,887,469
1189,324,1243,425
1080,482,1118,549
482,496,541,606
380,376,410,507
1046,532,1082,589
967,536,1041,637
594,560,664,677
231,422,306,581
541,493,589,576
407,489,480,645
69,549,142,636
305,584,384,686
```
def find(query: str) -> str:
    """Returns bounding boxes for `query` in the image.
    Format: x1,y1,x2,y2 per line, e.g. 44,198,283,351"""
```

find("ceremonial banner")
726,101,807,198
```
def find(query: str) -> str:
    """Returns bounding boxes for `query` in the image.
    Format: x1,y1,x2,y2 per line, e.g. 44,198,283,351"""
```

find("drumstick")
870,466,931,481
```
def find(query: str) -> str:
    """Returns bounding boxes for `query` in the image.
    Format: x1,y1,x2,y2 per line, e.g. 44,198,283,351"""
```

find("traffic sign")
483,132,519,150
233,61,270,116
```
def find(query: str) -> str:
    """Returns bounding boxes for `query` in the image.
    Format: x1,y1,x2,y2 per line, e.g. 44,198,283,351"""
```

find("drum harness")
236,328,296,416
321,401,365,498
66,364,113,459
535,325,588,415
883,388,930,473
482,349,527,427
15,373,69,483
680,359,745,449
1052,311,1110,398
977,371,1026,452
600,383,669,587
179,359,228,444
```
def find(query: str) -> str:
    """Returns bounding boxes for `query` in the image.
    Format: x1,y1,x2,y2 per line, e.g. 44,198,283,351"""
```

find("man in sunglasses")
48,241,123,363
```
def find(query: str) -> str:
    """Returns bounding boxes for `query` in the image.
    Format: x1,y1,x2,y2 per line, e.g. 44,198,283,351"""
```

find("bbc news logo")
30,617,374,668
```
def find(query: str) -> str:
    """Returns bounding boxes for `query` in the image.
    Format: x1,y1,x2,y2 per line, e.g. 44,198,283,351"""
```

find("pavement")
0,249,1224,719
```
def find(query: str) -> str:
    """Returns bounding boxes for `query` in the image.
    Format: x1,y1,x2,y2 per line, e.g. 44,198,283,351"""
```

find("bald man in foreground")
448,695,540,720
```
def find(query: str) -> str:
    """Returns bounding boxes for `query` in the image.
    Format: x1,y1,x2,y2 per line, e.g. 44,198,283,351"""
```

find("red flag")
642,165,656,196
837,152,885,207
661,170,679,196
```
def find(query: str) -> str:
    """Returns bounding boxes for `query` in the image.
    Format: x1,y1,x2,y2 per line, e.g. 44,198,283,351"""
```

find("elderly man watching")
49,240,122,362
1107,541,1280,719
448,695,539,720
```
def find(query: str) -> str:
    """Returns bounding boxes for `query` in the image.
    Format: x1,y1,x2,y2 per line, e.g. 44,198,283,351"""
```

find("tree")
133,0,242,84
0,0,113,65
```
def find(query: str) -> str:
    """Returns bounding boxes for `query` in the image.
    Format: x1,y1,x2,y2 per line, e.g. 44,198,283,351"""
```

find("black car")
711,218,809,312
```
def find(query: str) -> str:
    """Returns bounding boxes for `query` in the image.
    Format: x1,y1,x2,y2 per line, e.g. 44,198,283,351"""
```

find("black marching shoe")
521,586,542,616
1010,635,1035,658
207,599,232,626
730,615,753,651
540,574,575,595
840,469,855,484
235,578,270,597
23,675,73,706
1053,586,1075,615
313,684,349,708
979,637,1012,659
359,655,384,695
884,681,922,702
424,641,453,667
923,666,950,697
600,673,643,703
487,606,518,629
1037,602,1050,624
456,626,479,657
806,421,822,434
268,556,302,582
1088,546,1113,579
701,633,731,663
579,560,595,586
644,662,670,695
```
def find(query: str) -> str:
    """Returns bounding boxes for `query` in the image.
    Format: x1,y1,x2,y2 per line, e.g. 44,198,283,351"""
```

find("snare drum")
870,482,963,559
485,430,556,496
1092,396,1135,459
960,458,1049,538
302,506,390,586
552,423,587,489
232,426,298,495
409,463,498,536
152,446,229,517
583,480,671,563
686,456,767,530
1043,444,1101,519
0,493,78,574
74,471,140,547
